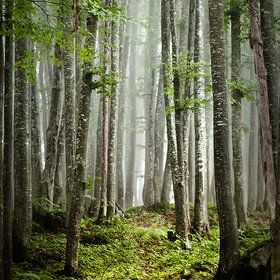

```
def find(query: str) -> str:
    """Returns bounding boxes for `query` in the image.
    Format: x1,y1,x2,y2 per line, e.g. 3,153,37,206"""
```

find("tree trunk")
248,101,258,211
31,75,42,198
40,42,63,201
125,6,138,208
13,36,32,263
107,0,120,217
64,13,98,276
193,0,209,233
143,70,156,207
3,0,13,277
117,5,130,210
153,74,165,203
53,109,65,206
64,39,76,226
161,153,172,203
230,2,247,228
0,1,4,276
249,1,280,278
90,98,103,218
161,0,191,249
209,0,239,276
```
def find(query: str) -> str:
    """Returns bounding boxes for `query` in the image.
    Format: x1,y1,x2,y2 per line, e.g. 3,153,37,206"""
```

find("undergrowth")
13,205,269,280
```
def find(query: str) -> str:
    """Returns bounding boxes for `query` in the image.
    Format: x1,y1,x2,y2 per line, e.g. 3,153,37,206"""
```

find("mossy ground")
13,205,270,280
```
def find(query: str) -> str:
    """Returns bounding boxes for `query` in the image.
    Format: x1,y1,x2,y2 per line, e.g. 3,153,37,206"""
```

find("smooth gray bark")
107,1,120,217
64,13,98,276
209,0,239,275
13,36,32,263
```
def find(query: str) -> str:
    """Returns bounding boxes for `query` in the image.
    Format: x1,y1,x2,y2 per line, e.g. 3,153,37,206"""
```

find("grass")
13,205,270,280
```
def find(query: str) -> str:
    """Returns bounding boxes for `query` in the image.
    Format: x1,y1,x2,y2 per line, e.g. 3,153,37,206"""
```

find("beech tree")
209,0,239,276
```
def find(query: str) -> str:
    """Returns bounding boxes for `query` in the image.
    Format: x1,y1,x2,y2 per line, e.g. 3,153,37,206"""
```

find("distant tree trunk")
143,71,156,207
249,1,280,278
230,2,247,228
13,36,32,263
142,0,159,207
107,0,120,218
248,101,258,211
153,75,165,203
31,80,42,198
256,129,265,211
3,0,13,277
53,110,65,206
117,7,130,210
0,0,4,276
209,0,239,276
40,42,63,201
161,0,191,249
64,13,98,276
98,13,111,220
125,7,138,208
161,154,172,203
90,98,103,218
193,0,209,233
64,39,76,226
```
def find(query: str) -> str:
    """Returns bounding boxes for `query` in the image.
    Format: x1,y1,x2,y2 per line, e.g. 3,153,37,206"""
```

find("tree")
64,11,98,276
161,0,191,249
107,0,120,217
3,0,14,277
208,0,239,276
248,0,279,278
40,41,63,200
229,0,247,228
13,32,32,262
193,0,209,233
0,0,4,276
64,1,76,225
125,1,138,208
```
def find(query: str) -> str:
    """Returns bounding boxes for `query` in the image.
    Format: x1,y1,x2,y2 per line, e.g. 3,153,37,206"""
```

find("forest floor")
13,204,270,280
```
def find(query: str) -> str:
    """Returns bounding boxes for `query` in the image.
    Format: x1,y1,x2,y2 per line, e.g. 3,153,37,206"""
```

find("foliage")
224,0,250,42
13,207,270,280
32,198,65,232
228,79,257,104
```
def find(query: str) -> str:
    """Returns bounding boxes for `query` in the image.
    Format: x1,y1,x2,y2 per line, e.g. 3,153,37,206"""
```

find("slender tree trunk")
193,0,209,232
209,0,239,276
31,77,42,198
230,3,247,228
64,13,98,276
0,1,4,276
13,36,32,263
154,75,165,203
161,153,172,203
53,110,65,206
40,42,63,201
107,0,120,217
143,71,156,207
64,43,76,226
90,98,103,217
3,0,13,277
117,8,130,210
125,6,138,208
98,13,111,219
248,101,258,211
161,0,191,249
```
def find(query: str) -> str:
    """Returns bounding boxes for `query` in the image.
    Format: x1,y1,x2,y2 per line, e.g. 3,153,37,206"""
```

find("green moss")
13,206,270,280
